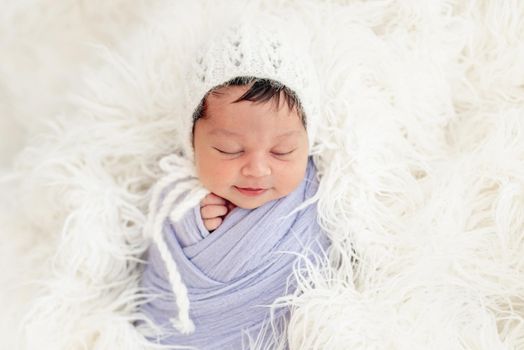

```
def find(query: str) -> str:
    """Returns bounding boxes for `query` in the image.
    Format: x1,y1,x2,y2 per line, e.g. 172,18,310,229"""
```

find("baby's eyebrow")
209,128,299,138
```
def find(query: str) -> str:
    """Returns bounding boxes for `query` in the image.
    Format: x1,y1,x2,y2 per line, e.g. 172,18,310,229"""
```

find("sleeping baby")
195,77,310,232
136,20,330,350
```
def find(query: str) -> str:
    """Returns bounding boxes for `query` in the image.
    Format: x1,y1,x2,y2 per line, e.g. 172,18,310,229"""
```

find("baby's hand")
200,193,236,232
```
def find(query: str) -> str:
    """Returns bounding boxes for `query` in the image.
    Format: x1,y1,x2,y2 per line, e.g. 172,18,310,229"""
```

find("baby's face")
193,85,309,209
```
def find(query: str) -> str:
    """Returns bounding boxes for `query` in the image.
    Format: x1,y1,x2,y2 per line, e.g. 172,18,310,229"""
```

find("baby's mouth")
234,186,268,197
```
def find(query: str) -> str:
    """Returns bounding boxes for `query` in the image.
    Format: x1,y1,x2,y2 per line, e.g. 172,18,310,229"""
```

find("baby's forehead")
208,125,296,136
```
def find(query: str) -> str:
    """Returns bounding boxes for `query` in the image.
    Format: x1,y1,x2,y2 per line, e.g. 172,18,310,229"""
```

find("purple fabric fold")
138,157,330,349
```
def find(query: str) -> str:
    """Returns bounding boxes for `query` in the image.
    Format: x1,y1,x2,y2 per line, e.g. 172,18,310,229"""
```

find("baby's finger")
204,217,222,232
226,201,236,212
200,204,228,219
201,193,226,206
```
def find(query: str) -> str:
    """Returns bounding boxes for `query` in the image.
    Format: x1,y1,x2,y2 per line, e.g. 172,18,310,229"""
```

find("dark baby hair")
191,76,306,128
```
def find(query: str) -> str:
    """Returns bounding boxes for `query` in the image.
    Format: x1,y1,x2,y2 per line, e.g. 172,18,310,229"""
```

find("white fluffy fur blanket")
1,1,523,349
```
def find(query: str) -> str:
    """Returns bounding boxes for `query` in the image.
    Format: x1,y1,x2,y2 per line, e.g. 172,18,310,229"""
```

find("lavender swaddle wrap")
139,157,330,349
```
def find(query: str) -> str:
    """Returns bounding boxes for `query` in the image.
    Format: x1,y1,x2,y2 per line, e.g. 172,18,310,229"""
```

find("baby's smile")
234,186,268,197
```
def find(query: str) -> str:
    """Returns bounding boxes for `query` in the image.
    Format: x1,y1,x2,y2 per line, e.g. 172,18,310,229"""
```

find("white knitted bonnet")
180,17,321,161
146,17,320,336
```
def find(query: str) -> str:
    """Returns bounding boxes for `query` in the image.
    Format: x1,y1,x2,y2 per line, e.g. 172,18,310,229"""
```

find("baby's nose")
241,155,271,177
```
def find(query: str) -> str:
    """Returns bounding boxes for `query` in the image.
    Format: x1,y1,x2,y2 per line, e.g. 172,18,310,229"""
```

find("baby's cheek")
199,161,234,192
215,166,237,192
278,160,308,195
195,162,215,192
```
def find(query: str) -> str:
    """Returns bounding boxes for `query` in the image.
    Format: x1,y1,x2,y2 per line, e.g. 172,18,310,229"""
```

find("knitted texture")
143,153,209,334
180,17,320,161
